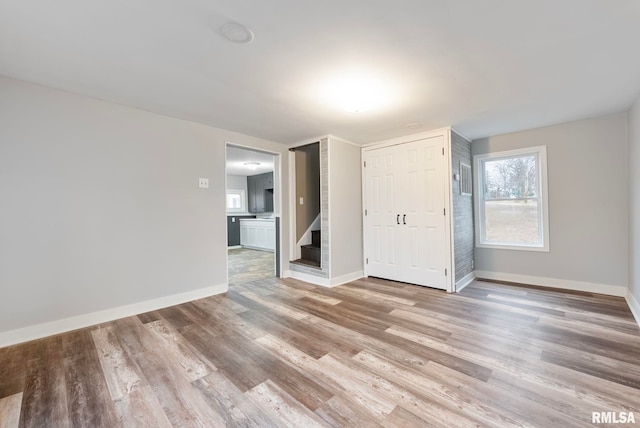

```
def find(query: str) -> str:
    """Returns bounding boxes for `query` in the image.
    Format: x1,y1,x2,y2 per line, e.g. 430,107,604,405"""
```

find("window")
474,146,549,251
226,189,246,213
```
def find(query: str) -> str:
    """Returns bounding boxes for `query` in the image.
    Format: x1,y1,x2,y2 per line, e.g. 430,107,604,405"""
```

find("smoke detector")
221,22,255,44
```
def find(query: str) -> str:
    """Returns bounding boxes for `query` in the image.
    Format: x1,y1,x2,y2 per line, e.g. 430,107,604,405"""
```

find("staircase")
292,230,321,268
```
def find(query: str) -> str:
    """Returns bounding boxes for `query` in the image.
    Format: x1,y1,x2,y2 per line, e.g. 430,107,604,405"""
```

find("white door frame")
225,142,283,281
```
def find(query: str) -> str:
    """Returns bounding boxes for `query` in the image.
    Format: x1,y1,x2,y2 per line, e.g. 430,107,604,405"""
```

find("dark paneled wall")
227,215,255,246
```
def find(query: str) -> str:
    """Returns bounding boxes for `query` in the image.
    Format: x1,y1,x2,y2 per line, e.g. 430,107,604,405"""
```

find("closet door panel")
364,146,402,281
402,136,447,289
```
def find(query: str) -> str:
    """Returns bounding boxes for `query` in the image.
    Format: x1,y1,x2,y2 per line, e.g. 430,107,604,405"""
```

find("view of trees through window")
481,155,540,245
483,155,537,199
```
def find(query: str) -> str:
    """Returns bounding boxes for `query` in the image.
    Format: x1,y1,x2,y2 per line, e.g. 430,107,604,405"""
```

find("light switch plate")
199,178,209,188
299,197,304,205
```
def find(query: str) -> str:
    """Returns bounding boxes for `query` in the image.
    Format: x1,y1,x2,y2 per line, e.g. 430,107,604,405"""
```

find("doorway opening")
225,144,280,287
289,142,321,268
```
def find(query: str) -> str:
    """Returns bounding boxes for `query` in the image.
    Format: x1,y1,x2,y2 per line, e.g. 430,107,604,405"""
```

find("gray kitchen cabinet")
247,172,273,213
247,175,262,213
264,173,273,190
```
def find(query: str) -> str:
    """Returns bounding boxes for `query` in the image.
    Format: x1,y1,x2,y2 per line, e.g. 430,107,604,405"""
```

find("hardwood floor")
1,277,639,427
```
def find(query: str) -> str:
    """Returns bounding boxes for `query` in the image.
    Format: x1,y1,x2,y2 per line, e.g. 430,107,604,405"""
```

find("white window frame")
226,189,246,213
473,145,549,252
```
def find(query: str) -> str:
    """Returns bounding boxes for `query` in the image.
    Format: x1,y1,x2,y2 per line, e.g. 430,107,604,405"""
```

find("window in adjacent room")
226,189,246,213
474,145,549,251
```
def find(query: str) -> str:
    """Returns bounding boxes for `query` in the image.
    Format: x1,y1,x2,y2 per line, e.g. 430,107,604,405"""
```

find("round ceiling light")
221,22,255,44
243,161,261,170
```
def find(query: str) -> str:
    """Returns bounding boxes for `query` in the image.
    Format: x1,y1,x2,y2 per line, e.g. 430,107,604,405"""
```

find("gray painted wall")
472,113,628,291
629,96,640,304
295,144,320,242
451,131,474,283
329,138,363,278
0,76,290,334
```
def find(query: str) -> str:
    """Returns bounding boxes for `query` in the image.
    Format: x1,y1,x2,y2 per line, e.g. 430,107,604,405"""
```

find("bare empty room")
1,1,640,427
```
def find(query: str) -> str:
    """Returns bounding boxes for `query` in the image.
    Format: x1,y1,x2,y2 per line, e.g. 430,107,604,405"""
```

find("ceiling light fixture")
244,161,261,170
221,22,255,44
317,71,394,113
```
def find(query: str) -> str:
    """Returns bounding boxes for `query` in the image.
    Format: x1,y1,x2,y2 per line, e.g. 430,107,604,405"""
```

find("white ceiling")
226,146,274,176
1,1,639,144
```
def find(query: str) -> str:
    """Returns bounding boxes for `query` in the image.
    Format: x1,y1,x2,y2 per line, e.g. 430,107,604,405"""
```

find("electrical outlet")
299,197,304,205
199,178,209,188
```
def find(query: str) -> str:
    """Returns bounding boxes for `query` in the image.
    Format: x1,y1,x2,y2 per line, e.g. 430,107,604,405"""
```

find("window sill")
476,243,549,252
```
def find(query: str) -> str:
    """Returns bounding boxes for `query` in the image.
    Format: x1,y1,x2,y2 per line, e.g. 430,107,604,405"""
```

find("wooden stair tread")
290,258,321,268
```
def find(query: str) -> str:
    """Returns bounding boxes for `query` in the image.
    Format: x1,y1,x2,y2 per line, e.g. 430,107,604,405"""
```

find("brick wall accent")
451,131,475,282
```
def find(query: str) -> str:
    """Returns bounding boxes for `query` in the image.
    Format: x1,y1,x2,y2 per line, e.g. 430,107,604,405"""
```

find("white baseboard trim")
330,270,364,287
240,245,274,252
474,271,626,297
626,290,640,328
0,283,228,348
455,271,476,293
284,270,331,287
227,245,242,250
283,270,363,288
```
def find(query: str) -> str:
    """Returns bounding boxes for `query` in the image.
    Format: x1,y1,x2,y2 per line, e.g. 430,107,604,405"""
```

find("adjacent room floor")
227,247,274,286
1,278,639,427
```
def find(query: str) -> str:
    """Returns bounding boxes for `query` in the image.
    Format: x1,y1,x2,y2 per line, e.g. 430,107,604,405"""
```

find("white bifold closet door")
364,136,448,290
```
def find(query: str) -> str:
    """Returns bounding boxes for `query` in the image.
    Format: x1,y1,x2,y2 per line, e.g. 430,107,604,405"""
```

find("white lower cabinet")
240,219,275,251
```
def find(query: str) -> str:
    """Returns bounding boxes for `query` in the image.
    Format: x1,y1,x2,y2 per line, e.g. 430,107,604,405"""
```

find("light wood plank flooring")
1,277,639,427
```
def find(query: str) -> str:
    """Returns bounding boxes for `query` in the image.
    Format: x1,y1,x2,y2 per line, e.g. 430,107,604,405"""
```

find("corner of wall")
628,93,640,327
626,289,640,328
455,271,476,292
